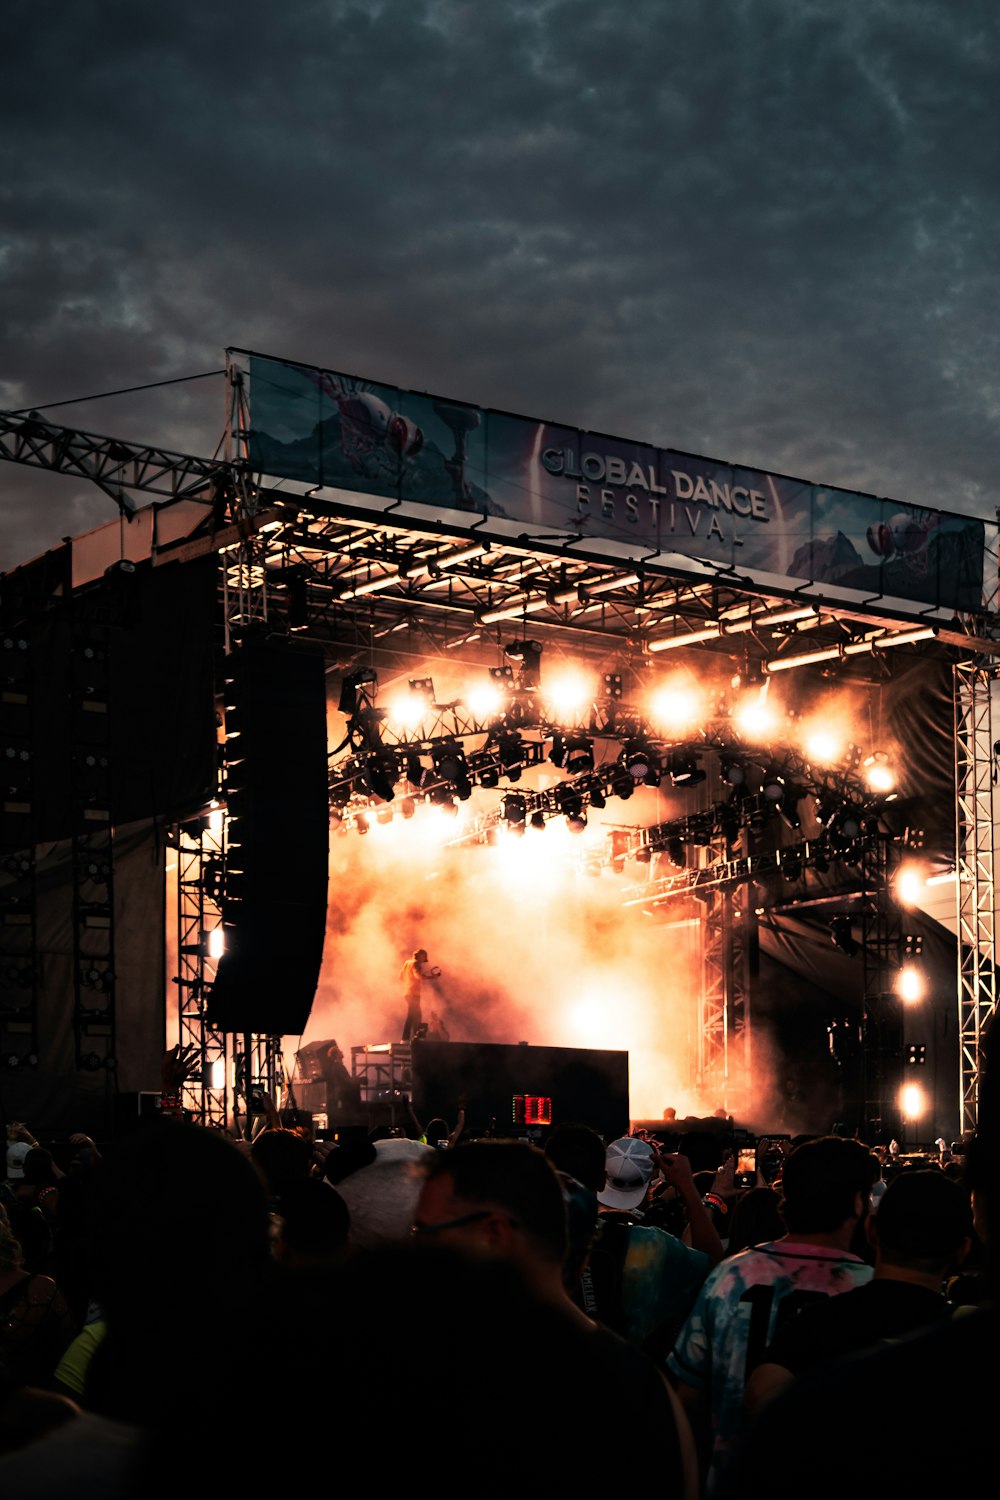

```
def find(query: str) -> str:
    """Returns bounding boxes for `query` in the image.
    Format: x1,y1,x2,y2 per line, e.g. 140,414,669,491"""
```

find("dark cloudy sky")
2,0,998,569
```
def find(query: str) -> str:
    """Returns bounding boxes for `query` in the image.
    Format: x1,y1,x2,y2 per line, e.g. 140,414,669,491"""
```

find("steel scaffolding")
955,658,998,1132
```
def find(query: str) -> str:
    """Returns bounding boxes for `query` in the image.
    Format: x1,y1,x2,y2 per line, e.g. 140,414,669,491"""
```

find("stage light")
567,809,588,834
622,739,655,781
376,806,394,825
899,1082,927,1120
649,684,701,732
905,1043,928,1066
722,759,746,787
432,741,471,798
478,765,501,788
363,751,398,802
779,789,803,831
781,848,803,879
400,796,416,819
666,836,685,866
863,752,896,793
467,682,505,719
667,752,705,788
827,804,863,842
804,728,842,764
897,965,924,1003
546,671,593,719
610,766,634,801
604,672,623,699
635,844,651,864
498,733,524,781
731,693,779,735
489,664,515,687
829,915,858,956
404,754,425,787
503,639,543,688
529,810,546,831
439,798,458,818
503,793,527,828
589,784,606,810
896,863,925,906
207,928,225,960
355,813,369,834
762,769,786,803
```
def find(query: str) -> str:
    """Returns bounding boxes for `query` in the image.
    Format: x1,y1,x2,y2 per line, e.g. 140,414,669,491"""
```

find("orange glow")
897,965,924,1003
466,682,505,718
734,694,778,739
864,753,896,793
386,693,428,730
545,671,595,720
900,1083,927,1120
896,862,925,907
648,683,702,733
803,728,843,764
207,928,225,960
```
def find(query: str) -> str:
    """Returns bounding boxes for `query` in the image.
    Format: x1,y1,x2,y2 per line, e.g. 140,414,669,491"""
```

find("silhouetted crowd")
1,1105,997,1498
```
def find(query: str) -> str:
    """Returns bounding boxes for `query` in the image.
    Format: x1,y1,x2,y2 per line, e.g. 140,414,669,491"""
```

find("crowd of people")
0,1100,996,1497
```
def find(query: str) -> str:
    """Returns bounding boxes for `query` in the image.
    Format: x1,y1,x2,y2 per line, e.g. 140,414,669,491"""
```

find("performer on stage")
399,948,440,1041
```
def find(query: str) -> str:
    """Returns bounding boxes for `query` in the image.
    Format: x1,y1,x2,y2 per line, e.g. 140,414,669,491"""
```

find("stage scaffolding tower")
174,813,228,1128
955,658,998,1133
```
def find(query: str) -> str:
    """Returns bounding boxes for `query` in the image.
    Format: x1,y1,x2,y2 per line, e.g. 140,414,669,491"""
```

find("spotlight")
400,796,416,819
649,685,700,732
666,836,685,866
761,769,785,803
503,793,527,828
897,965,924,1003
635,845,652,864
478,765,501,788
610,766,635,801
667,752,705,788
896,863,925,906
376,806,393,826
899,1082,927,1120
604,672,623,700
498,732,524,781
622,740,655,781
829,915,858,956
781,849,803,880
529,810,546,830
503,639,543,688
721,759,746,787
489,664,515,687
355,813,369,835
863,751,896,793
734,694,777,739
567,810,588,834
589,785,606,810
827,805,863,842
466,680,505,719
363,751,398,802
905,1043,928,1066
546,671,593,719
779,785,805,831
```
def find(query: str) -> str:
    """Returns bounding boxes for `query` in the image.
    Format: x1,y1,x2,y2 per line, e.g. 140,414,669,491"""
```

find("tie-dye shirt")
668,1240,872,1487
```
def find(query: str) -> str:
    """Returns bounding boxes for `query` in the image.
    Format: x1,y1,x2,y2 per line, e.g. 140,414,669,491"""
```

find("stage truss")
2,383,999,1131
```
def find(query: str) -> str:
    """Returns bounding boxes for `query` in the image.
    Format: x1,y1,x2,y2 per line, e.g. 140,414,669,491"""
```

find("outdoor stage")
1,348,998,1143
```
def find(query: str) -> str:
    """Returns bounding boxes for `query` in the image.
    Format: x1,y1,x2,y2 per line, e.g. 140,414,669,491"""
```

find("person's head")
726,1187,785,1255
597,1137,656,1212
871,1169,972,1274
23,1147,59,1187
250,1127,312,1202
415,948,428,962
415,1142,568,1271
544,1123,607,1195
274,1179,350,1266
778,1136,876,1235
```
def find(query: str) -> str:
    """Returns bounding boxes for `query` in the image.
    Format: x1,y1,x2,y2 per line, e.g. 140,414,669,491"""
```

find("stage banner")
246,352,986,615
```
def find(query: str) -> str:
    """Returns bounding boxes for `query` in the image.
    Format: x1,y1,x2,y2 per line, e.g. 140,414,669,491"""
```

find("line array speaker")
208,636,329,1035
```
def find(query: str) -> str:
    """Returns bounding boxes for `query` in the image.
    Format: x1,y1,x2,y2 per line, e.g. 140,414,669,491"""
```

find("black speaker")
208,636,329,1035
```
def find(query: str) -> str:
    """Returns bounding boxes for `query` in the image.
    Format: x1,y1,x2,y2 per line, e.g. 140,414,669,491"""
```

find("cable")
11,368,225,415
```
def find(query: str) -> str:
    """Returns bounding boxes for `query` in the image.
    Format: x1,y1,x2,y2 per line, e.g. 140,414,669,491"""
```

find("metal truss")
0,409,226,509
955,658,998,1132
174,814,229,1128
859,830,905,1137
4,396,1000,1123
696,887,754,1112
68,593,117,1080
0,627,39,1074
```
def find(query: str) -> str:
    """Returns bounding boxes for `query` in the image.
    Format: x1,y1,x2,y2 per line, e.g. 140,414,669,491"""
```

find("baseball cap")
6,1141,30,1181
597,1137,656,1211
